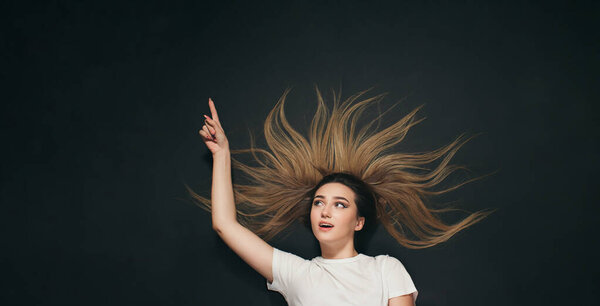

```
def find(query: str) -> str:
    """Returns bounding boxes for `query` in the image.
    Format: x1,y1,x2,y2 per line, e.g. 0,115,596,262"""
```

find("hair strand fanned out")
190,87,494,248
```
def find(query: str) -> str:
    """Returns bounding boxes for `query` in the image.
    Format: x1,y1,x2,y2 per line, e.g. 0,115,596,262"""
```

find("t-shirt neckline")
313,253,366,263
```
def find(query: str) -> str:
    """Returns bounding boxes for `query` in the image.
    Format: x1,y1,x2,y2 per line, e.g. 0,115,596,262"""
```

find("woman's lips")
319,222,334,232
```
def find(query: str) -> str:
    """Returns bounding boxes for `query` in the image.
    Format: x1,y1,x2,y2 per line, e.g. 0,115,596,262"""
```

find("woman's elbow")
211,219,236,235
212,223,222,234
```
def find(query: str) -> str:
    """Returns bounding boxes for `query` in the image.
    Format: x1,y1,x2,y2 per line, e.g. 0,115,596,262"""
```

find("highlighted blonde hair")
190,87,493,249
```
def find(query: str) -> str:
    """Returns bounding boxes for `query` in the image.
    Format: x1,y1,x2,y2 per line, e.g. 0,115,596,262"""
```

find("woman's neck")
319,240,358,259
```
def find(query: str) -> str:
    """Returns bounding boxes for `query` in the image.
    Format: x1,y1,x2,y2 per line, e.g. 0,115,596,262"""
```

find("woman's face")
310,182,365,244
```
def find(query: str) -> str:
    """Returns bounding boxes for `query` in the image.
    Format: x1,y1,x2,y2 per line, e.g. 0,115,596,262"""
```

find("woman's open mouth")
318,222,334,232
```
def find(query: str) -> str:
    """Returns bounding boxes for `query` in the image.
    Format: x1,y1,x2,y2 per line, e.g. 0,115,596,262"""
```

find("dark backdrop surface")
2,1,598,305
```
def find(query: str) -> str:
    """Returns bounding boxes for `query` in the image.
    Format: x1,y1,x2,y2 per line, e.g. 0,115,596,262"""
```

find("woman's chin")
312,230,331,242
313,231,343,244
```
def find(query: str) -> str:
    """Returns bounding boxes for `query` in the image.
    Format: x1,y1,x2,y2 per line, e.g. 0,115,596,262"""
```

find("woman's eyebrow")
333,196,349,202
313,195,349,202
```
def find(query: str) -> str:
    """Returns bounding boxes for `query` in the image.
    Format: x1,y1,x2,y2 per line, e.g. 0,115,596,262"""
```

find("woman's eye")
336,202,347,208
313,200,323,206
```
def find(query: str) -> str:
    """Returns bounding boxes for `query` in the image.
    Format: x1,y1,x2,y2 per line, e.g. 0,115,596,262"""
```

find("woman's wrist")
212,148,231,159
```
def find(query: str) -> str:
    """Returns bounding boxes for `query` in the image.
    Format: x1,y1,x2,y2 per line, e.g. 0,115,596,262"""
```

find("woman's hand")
199,98,229,155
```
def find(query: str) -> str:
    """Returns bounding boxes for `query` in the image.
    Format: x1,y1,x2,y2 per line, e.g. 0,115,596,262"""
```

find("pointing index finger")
208,98,220,123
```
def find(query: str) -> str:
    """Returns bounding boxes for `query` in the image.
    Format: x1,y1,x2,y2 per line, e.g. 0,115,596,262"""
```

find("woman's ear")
355,216,365,231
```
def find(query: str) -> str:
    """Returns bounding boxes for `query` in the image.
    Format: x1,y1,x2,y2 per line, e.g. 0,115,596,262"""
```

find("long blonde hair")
190,87,494,249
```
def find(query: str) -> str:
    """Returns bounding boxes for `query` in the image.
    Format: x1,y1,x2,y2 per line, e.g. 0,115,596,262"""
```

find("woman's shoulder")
370,253,401,261
368,254,406,269
273,248,316,268
273,247,309,261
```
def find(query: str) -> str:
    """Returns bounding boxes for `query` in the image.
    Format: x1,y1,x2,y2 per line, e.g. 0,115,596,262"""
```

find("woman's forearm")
210,149,237,231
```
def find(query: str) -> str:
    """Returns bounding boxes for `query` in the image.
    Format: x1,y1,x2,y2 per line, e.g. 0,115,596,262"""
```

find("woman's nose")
321,204,331,218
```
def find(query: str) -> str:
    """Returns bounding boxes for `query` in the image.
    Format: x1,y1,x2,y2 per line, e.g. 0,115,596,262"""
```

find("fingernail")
203,114,209,119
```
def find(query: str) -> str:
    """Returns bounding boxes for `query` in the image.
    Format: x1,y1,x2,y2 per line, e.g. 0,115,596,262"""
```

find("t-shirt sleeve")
266,248,309,294
384,255,418,302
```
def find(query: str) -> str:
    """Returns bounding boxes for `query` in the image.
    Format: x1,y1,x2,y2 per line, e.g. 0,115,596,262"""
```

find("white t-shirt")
267,248,418,306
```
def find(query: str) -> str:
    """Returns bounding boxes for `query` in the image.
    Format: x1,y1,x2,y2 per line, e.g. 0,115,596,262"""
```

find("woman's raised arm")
200,98,274,282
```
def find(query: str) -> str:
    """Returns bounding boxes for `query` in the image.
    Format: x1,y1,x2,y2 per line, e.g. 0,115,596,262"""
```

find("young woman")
192,89,492,305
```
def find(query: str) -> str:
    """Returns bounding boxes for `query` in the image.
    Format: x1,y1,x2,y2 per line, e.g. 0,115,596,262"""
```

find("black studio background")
1,1,598,305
